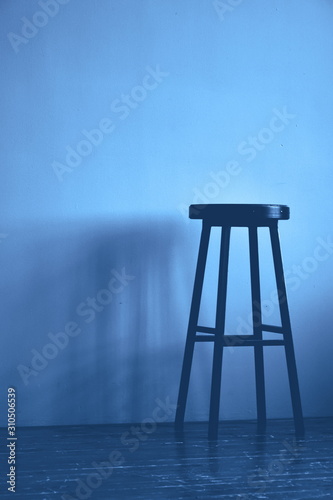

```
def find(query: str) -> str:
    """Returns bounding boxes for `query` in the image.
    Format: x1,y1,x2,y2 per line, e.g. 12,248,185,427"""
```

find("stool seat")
190,204,289,226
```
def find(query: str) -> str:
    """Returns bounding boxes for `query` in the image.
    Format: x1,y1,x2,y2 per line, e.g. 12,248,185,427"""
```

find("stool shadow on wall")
0,217,195,426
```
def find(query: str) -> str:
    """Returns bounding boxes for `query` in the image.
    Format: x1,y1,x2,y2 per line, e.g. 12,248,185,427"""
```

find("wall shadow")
0,216,190,426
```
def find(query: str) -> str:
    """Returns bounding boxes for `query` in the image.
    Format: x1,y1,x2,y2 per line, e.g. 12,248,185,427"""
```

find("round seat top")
189,204,289,225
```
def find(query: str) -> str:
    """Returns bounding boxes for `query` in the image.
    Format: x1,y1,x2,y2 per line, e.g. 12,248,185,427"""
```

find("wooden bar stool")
175,204,304,440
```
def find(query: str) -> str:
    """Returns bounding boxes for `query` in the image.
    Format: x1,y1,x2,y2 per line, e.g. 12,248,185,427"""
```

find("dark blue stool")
175,204,304,439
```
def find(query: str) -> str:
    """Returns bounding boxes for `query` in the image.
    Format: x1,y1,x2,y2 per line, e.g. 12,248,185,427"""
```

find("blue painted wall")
1,0,333,426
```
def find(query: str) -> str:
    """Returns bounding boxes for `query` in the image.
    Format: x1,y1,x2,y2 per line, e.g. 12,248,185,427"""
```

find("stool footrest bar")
195,335,215,342
197,326,215,334
195,334,285,346
261,324,284,334
222,337,285,346
196,325,284,334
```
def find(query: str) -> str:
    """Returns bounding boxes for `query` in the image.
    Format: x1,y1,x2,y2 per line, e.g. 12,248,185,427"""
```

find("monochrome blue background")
1,0,333,426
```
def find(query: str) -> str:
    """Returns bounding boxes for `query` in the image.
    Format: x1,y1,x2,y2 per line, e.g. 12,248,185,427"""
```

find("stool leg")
249,226,267,429
208,226,231,440
175,221,211,430
269,224,305,436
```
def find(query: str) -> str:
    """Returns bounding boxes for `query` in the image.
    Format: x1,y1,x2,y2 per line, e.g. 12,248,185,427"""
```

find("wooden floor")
0,418,332,499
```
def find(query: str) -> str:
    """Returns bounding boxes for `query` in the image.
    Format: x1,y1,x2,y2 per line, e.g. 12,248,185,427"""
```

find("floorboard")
0,418,332,499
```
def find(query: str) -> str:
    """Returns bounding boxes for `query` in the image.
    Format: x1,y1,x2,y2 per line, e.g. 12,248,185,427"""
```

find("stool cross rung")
197,325,284,335
195,334,285,346
197,326,215,334
261,324,284,334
